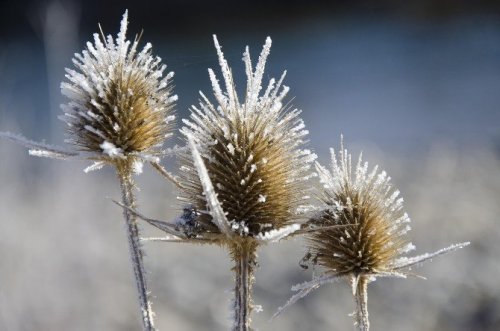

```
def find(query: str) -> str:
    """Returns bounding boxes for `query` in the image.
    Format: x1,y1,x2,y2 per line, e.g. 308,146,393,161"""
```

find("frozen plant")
0,10,176,331
130,35,318,331
274,138,469,331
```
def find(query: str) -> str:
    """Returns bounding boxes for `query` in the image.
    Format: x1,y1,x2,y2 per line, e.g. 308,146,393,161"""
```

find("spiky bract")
179,36,316,241
60,10,176,166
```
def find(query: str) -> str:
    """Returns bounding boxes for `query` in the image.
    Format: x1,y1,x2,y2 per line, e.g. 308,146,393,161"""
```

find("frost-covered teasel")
274,138,469,331
134,36,316,331
63,11,173,331
0,11,177,331
179,36,316,240
59,10,176,169
181,35,316,331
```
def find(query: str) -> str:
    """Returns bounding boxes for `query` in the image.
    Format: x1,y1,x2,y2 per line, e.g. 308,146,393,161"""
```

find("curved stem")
232,242,257,331
354,276,369,331
117,161,155,331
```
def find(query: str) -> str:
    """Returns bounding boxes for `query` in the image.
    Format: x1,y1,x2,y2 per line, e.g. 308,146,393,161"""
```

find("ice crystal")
255,224,301,243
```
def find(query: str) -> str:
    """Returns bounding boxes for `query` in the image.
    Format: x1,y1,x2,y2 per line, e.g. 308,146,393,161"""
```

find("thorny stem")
354,276,369,331
232,242,257,331
117,160,155,331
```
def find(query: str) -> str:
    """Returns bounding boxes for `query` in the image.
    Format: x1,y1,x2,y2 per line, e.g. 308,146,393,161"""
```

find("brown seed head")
307,142,414,276
60,11,176,165
178,36,316,240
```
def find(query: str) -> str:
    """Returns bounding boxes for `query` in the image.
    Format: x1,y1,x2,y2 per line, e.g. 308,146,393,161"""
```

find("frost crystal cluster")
60,10,176,167
178,36,316,241
275,139,469,330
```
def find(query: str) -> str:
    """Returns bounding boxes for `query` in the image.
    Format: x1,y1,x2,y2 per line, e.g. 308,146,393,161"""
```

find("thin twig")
393,242,470,270
112,199,187,239
0,131,78,159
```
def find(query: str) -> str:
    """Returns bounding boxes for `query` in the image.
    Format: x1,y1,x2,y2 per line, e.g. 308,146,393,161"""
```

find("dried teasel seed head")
307,140,413,276
274,139,469,329
60,10,176,166
178,36,316,240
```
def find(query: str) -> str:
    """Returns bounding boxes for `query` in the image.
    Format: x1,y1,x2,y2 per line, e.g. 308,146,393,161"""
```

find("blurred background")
0,0,499,330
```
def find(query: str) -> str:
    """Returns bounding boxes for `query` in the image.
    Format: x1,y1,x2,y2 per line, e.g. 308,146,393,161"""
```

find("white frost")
132,160,144,174
83,161,106,173
100,141,124,158
256,223,300,243
227,143,235,155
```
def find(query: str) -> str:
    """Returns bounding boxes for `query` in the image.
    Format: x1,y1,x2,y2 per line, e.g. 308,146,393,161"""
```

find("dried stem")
117,160,155,331
232,242,257,331
354,276,369,331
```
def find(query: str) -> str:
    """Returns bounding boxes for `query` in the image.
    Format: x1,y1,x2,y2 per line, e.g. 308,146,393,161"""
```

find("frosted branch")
392,242,470,270
0,131,78,159
255,224,300,243
273,273,344,320
291,273,344,291
272,283,320,320
112,200,188,239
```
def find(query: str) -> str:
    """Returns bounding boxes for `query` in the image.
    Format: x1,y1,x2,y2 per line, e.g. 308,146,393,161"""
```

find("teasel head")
274,138,469,330
59,10,176,173
177,35,316,246
308,139,415,280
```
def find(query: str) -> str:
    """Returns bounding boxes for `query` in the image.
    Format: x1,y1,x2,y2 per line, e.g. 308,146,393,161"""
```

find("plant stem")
354,276,369,331
117,161,155,331
232,242,257,331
